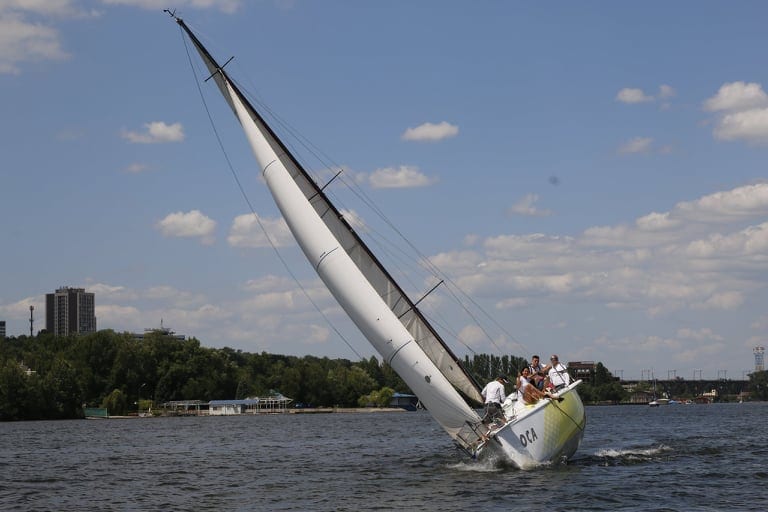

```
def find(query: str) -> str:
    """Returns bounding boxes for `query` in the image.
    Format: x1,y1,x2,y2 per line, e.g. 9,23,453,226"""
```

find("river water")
1,402,766,511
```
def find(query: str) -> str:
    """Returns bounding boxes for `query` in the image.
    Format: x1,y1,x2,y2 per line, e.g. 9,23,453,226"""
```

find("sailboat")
169,14,586,469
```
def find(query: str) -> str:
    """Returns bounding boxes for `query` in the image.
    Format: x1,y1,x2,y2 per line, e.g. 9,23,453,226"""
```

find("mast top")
163,8,181,23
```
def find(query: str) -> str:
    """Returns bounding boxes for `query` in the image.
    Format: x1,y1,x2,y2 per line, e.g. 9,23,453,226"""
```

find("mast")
171,16,483,405
172,16,485,446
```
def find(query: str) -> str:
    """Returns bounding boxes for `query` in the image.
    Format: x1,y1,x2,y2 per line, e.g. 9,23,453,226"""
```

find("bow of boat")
476,380,586,469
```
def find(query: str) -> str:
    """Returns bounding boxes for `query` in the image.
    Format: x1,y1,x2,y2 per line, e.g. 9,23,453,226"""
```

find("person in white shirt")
545,354,571,390
480,375,508,425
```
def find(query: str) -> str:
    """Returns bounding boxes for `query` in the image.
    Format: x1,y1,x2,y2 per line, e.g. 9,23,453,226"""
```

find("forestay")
174,17,485,447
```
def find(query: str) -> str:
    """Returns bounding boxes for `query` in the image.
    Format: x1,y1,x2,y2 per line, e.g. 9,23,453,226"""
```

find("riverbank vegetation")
1,330,764,420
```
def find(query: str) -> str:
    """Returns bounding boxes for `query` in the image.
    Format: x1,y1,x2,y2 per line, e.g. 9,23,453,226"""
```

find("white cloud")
675,183,768,222
227,213,293,248
658,84,675,99
432,182,768,324
0,296,44,319
100,0,242,14
692,291,744,311
366,165,437,189
401,121,459,142
496,297,529,310
0,1,104,74
713,108,768,143
339,208,367,232
508,193,553,217
156,210,216,245
123,162,150,173
0,0,244,73
244,274,301,293
618,136,653,154
683,222,768,261
751,314,768,330
615,85,675,112
635,212,679,232
703,81,768,112
87,283,138,300
616,87,654,104
703,82,768,144
456,324,487,348
122,121,184,144
676,327,724,341
95,304,142,328
6,179,763,374
0,11,69,74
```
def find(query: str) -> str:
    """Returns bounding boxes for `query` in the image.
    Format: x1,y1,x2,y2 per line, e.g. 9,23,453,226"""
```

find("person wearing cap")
480,375,508,426
545,355,571,390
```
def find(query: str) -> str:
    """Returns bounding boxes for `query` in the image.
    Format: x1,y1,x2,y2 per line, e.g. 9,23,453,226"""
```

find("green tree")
0,360,32,420
750,370,768,400
358,386,395,407
101,388,129,416
43,357,83,419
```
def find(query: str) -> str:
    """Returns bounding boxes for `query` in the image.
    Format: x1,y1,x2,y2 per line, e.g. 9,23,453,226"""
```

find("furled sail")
174,18,484,445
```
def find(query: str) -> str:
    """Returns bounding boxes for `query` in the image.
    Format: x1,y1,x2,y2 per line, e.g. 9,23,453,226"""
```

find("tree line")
3,329,764,421
0,331,528,420
1,330,408,420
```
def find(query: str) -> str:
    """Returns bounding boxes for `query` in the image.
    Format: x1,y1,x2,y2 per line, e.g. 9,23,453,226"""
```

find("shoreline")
86,407,411,419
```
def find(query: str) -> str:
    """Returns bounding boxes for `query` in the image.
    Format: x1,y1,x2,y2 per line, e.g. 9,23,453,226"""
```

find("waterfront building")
568,361,596,383
131,321,185,341
45,287,96,336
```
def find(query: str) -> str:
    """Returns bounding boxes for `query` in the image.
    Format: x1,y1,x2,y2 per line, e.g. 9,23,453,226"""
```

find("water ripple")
0,403,767,511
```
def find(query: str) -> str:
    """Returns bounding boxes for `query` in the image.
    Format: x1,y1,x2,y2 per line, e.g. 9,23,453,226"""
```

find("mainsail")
174,17,485,447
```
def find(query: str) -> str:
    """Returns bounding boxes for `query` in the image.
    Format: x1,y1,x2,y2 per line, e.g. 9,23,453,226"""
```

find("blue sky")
2,1,768,382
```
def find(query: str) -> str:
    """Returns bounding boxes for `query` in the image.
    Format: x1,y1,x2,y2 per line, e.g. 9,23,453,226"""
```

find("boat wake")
448,450,562,472
447,460,505,473
577,444,672,466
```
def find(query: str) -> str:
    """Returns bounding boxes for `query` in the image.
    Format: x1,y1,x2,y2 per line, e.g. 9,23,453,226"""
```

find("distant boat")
169,14,586,469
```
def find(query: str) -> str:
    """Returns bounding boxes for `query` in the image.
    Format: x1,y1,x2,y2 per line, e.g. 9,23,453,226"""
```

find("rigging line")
224,44,528,359
342,175,529,355
226,71,468,361
396,279,443,320
346,224,481,356
550,397,586,432
228,77,434,293
236,85,334,187
177,26,363,362
349,224,485,356
444,278,529,355
231,81,417,259
325,165,533,356
440,275,530,354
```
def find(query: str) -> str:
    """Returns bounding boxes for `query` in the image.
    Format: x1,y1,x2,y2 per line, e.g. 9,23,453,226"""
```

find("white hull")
479,380,586,468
